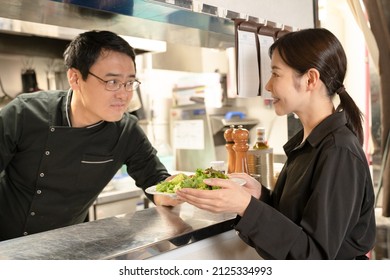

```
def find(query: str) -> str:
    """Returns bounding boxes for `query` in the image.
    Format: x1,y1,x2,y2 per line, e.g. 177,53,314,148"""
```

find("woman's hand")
228,173,262,199
154,194,183,206
176,173,261,216
153,174,184,206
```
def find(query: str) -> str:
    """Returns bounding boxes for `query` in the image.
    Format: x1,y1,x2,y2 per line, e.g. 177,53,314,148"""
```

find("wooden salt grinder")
232,125,249,173
224,125,235,173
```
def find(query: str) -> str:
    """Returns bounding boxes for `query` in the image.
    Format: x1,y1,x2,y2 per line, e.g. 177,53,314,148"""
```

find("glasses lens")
106,80,120,91
125,81,140,91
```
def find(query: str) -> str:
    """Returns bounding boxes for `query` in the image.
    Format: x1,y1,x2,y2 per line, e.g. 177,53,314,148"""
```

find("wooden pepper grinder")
232,125,249,173
224,125,235,174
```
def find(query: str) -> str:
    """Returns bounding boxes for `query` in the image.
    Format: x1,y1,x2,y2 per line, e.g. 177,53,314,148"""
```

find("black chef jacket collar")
61,89,105,129
283,111,348,155
62,88,73,127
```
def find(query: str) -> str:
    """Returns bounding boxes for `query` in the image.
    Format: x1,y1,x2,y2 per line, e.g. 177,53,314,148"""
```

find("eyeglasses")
88,71,141,92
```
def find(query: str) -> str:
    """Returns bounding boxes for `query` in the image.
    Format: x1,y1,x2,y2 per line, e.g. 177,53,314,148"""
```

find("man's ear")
67,68,80,89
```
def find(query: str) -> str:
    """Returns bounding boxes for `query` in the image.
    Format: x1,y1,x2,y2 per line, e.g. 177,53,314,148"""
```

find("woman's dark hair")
269,28,364,145
63,30,136,80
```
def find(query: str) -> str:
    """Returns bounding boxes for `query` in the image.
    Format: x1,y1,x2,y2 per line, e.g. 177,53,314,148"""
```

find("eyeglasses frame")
88,71,141,92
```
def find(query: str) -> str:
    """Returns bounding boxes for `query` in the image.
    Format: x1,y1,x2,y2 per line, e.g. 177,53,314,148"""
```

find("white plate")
230,177,246,186
145,177,246,198
145,185,178,198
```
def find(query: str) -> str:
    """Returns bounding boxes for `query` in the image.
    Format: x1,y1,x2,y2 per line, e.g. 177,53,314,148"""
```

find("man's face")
71,50,136,125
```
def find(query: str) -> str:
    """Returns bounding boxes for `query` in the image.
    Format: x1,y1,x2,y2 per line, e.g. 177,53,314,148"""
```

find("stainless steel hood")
0,0,236,50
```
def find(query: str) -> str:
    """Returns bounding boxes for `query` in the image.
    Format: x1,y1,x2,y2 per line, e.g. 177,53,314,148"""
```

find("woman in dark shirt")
177,28,376,259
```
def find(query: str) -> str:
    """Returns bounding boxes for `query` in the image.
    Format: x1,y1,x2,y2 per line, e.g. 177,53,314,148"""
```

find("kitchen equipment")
247,148,274,190
21,69,40,93
170,104,258,172
224,125,236,173
0,76,13,108
232,125,249,173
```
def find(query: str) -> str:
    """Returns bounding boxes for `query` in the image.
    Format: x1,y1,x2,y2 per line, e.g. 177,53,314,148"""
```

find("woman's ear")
306,68,320,90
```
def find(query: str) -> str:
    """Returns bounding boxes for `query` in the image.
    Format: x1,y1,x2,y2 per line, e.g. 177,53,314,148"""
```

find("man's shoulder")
15,91,68,114
17,90,67,103
117,112,140,127
114,113,144,136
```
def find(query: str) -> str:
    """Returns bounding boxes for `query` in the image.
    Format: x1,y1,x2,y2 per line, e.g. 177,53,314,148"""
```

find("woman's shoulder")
323,125,367,163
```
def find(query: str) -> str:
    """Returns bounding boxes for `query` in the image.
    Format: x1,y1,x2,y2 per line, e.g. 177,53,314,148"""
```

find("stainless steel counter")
0,203,240,260
95,186,143,205
88,184,143,221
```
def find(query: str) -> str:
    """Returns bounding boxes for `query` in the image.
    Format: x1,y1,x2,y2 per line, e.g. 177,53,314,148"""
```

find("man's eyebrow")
104,73,136,78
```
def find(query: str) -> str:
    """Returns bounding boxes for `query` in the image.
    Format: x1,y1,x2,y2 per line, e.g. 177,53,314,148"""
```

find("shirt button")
30,212,35,216
50,127,55,132
45,151,50,156
23,232,28,236
36,190,42,194
39,173,45,177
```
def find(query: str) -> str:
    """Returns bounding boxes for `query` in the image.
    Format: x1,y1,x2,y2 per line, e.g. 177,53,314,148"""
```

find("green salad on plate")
155,167,228,194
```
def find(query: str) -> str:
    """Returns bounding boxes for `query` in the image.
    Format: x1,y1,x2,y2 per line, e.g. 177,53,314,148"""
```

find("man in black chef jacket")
0,30,178,241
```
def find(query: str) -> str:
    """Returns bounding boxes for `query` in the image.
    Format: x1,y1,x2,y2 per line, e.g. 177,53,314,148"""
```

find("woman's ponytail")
335,86,364,145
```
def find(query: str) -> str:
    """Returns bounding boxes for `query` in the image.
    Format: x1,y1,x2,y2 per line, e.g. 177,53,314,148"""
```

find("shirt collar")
61,89,105,129
284,111,347,154
58,88,73,127
65,88,72,127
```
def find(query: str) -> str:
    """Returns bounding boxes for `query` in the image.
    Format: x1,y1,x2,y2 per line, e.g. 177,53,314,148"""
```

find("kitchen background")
0,0,387,258
0,0,368,164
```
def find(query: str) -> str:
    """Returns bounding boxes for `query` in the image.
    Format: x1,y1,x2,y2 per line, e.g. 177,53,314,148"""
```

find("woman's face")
265,49,308,116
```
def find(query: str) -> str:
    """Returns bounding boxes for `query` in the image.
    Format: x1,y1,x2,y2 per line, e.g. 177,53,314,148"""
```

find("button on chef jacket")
0,90,170,241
